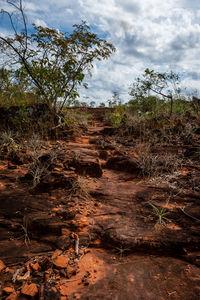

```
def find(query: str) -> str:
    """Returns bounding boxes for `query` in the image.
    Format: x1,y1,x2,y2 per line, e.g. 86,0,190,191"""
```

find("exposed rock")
99,150,108,160
51,249,63,260
7,162,17,169
35,171,75,191
55,235,71,250
55,208,75,219
53,256,69,269
66,265,78,279
0,260,6,272
20,169,76,193
59,285,69,297
2,287,15,295
100,127,118,136
21,283,38,297
0,109,200,300
65,158,102,178
105,155,140,174
7,151,30,165
30,262,40,272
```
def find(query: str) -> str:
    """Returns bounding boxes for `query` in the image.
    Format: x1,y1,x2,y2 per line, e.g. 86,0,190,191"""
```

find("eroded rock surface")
0,116,200,299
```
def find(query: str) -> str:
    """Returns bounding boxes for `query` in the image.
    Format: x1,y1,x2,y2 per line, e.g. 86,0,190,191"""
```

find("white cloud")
34,18,47,27
1,0,200,103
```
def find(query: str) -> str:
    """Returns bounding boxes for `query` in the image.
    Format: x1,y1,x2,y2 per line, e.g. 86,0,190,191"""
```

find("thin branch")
0,10,17,35
180,207,200,222
0,35,46,97
150,86,171,99
19,0,28,57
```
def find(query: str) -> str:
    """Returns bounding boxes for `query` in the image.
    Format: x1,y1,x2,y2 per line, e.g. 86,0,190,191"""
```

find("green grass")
149,203,170,224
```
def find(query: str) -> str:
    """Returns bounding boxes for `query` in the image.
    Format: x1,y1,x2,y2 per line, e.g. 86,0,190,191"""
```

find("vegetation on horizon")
0,1,199,139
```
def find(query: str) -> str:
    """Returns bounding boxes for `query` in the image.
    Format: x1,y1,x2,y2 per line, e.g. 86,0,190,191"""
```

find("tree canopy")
130,68,181,116
0,0,115,112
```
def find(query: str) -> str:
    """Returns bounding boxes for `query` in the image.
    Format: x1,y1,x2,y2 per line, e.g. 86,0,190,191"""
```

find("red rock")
4,293,18,300
44,270,50,282
61,228,71,235
53,167,62,172
30,262,40,272
0,259,6,272
51,249,62,260
2,287,15,294
73,293,81,299
66,265,77,278
21,283,38,297
59,285,68,296
105,155,140,174
53,256,69,268
5,268,15,274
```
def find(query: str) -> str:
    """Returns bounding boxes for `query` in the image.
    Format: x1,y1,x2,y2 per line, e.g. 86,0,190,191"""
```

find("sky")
0,0,200,104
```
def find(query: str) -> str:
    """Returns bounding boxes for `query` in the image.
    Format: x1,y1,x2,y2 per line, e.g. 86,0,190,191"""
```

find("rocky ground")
0,114,200,299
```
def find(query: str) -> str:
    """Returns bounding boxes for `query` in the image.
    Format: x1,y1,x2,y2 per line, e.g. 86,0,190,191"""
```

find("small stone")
30,262,40,272
4,293,18,300
53,256,69,269
21,283,38,297
0,260,6,272
5,268,15,274
51,249,63,260
66,266,77,279
2,287,15,294
53,167,62,172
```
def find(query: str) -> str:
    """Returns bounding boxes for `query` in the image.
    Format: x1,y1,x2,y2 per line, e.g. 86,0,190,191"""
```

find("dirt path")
0,121,200,299
57,122,200,299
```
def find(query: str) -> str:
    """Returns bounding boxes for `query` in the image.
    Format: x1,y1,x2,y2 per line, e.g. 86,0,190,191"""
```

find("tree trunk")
169,96,173,117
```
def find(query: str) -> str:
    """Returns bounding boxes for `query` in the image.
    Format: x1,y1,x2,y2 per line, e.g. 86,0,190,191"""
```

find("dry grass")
0,130,20,152
28,150,57,188
135,143,182,178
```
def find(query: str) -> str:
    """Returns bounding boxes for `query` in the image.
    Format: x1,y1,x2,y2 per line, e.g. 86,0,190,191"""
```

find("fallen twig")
180,207,200,222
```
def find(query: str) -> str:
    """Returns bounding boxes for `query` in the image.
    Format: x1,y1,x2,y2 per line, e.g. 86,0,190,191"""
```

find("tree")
128,95,164,114
107,92,122,108
99,102,105,107
89,101,96,108
0,67,37,105
0,0,115,114
130,69,181,116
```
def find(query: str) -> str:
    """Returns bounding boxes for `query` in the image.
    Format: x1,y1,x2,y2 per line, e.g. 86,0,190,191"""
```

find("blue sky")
1,0,200,104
